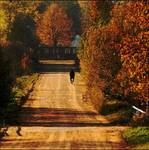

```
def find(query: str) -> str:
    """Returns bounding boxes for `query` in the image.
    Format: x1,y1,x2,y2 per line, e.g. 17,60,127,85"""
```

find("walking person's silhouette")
16,126,22,136
69,69,75,84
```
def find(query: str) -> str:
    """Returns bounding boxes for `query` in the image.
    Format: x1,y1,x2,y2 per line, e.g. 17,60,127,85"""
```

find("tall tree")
81,0,113,31
78,0,115,111
110,1,149,102
9,13,37,47
36,3,72,47
58,0,82,34
0,1,40,41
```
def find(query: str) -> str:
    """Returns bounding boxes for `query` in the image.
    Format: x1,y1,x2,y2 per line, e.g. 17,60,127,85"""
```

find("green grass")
13,73,38,98
123,127,149,149
0,73,39,137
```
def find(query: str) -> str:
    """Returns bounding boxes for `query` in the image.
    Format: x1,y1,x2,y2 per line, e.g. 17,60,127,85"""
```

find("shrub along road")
0,62,128,149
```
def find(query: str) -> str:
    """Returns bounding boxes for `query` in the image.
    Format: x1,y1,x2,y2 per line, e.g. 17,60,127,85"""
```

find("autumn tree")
79,0,149,113
109,1,149,103
81,0,113,32
78,0,114,111
0,1,42,124
36,3,73,47
9,13,37,48
0,1,40,37
58,0,82,34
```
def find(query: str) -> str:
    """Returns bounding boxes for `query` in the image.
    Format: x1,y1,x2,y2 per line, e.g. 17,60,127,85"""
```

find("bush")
0,46,13,108
3,42,33,76
0,45,14,124
131,114,149,126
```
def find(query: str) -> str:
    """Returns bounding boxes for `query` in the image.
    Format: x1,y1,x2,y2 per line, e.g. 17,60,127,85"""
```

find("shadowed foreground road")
0,61,128,149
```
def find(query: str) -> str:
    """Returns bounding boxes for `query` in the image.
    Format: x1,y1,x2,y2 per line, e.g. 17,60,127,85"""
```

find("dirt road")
0,69,128,149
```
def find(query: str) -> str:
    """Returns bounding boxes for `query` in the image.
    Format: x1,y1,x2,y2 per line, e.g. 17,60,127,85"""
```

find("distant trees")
0,1,40,41
81,1,113,32
9,13,37,48
58,0,82,34
0,1,41,75
36,3,73,47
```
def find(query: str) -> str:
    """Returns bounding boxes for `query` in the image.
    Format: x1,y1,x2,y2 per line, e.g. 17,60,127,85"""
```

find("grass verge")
0,73,39,140
13,73,39,105
123,127,149,149
0,73,39,125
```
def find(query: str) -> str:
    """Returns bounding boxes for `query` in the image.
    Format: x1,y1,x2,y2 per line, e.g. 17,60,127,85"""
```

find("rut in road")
0,68,128,149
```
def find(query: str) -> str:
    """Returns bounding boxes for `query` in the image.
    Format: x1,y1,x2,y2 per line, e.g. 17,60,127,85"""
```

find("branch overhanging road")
0,60,128,150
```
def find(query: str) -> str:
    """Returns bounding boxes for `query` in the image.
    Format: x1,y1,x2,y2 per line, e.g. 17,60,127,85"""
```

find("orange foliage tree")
36,3,73,47
79,0,148,110
110,1,149,103
81,0,112,31
79,1,114,111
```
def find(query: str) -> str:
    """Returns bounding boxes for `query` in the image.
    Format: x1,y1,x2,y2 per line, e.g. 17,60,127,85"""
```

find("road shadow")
34,59,80,73
10,107,114,127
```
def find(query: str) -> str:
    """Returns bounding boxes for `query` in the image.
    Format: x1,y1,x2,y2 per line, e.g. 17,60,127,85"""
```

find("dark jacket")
70,70,75,78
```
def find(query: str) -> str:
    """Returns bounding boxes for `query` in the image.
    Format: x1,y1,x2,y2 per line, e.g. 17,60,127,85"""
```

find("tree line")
0,0,81,123
78,0,148,111
0,0,148,122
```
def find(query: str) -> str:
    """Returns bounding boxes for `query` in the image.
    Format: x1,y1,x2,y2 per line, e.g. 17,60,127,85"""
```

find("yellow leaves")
88,1,100,23
80,0,148,103
0,9,8,41
108,1,148,101
0,10,7,29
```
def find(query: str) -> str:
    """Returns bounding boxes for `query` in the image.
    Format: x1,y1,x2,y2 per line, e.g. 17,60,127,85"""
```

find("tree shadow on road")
35,60,80,73
9,107,115,127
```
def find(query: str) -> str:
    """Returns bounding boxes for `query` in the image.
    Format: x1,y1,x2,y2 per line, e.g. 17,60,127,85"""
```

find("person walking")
69,69,75,84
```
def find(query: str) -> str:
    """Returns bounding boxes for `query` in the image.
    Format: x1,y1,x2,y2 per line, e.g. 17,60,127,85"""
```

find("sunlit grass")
123,127,149,149
0,73,39,124
13,73,39,98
